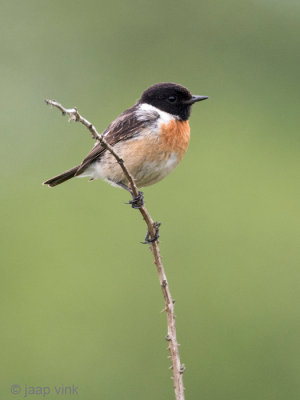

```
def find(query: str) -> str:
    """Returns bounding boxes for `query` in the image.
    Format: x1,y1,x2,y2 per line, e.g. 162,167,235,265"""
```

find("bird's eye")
168,96,177,103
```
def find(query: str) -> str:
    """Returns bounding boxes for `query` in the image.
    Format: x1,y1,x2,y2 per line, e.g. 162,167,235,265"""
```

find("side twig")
45,99,185,400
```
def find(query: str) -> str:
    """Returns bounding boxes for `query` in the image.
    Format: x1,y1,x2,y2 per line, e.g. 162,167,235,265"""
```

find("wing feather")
75,104,159,175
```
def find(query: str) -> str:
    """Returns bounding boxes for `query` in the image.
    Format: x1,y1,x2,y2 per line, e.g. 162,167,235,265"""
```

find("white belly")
133,152,179,187
78,152,179,188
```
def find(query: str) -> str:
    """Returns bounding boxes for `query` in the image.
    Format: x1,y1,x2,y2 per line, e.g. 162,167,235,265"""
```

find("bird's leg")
116,182,131,192
142,222,161,244
117,182,144,209
117,181,159,243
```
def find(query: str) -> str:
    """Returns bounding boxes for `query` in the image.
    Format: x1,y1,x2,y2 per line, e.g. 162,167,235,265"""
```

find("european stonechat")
44,82,208,203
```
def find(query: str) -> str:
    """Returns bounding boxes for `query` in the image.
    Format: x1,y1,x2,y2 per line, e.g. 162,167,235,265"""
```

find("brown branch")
45,99,185,400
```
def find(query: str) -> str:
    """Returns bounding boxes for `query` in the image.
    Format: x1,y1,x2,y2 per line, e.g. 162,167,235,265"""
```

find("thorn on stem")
179,364,186,374
74,109,79,121
161,280,167,288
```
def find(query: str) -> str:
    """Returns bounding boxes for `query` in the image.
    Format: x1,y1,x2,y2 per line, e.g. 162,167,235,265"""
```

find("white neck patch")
137,103,177,124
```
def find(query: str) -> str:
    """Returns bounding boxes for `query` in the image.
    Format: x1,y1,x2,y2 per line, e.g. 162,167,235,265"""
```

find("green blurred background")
1,0,299,399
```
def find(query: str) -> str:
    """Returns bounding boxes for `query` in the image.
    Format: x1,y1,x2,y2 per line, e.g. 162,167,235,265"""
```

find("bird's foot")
127,191,144,209
142,222,161,244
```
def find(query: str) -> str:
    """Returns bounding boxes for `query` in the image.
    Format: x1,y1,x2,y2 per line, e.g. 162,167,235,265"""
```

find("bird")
44,82,208,209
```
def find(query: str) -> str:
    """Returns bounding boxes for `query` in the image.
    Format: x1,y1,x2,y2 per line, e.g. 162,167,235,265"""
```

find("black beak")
185,95,208,105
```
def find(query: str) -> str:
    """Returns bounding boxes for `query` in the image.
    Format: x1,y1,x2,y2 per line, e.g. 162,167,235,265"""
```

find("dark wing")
75,104,159,175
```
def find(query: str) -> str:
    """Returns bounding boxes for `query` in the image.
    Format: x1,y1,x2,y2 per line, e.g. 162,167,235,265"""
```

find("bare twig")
45,99,185,400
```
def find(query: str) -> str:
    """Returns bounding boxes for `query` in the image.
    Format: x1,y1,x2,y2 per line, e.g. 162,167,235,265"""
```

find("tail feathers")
43,166,80,187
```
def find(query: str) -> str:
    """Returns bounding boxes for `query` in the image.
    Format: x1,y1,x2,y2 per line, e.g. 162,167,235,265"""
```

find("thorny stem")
45,99,185,400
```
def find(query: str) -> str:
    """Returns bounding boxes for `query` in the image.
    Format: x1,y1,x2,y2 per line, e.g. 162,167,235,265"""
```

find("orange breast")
160,120,190,161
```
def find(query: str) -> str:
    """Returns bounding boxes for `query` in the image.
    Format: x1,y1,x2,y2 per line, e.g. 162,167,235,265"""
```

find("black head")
139,82,208,121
